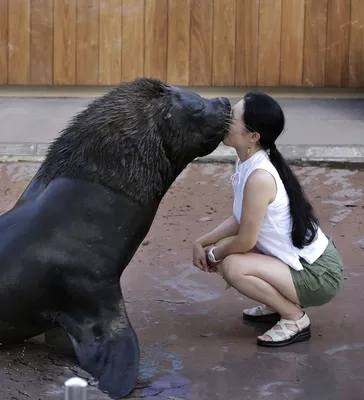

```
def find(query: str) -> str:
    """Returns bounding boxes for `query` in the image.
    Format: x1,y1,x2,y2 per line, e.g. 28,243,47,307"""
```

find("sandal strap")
262,313,310,341
263,321,295,341
280,312,310,331
243,304,275,316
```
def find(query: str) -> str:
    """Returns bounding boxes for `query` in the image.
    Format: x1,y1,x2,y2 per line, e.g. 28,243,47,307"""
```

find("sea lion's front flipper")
54,284,139,399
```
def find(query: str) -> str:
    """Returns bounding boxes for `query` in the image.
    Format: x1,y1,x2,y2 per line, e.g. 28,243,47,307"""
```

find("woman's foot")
243,304,281,323
257,311,311,347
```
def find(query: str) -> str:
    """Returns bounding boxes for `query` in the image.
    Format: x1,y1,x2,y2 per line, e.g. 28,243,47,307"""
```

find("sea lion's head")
162,85,232,161
36,77,231,201
112,77,231,167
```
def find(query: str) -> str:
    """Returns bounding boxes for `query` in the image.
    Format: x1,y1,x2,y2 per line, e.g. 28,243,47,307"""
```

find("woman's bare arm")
195,215,240,248
212,169,276,261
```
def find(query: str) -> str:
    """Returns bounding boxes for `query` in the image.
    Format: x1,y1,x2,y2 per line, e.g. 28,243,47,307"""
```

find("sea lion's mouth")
222,105,233,136
223,101,233,125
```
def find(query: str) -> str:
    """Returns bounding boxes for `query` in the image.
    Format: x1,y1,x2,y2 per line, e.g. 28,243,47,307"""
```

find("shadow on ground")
0,162,363,400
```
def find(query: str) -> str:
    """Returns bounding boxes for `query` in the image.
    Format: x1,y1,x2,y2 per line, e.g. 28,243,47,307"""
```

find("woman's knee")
221,254,247,282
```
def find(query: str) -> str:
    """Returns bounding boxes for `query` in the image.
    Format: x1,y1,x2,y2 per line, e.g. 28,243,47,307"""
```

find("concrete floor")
0,162,364,400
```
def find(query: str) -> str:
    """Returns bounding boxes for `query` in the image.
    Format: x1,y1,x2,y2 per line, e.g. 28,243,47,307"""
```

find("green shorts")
290,236,344,308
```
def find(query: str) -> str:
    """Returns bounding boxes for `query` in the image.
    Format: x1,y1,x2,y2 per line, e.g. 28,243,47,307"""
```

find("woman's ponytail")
242,92,319,249
268,144,318,249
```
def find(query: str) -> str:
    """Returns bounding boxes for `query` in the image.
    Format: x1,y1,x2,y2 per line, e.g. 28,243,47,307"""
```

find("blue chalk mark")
172,359,184,371
143,374,192,400
164,352,184,371
139,359,159,379
139,344,185,379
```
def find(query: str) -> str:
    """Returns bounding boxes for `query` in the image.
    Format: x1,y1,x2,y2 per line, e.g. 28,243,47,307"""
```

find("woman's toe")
257,334,272,341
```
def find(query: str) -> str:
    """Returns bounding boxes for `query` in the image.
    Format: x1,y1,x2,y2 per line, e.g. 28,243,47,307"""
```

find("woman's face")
223,98,253,152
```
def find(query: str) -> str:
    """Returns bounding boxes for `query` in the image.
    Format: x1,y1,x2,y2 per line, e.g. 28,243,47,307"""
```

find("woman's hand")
192,241,209,272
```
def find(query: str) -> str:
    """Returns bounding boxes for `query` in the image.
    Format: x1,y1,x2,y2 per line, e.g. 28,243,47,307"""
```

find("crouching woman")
192,92,344,347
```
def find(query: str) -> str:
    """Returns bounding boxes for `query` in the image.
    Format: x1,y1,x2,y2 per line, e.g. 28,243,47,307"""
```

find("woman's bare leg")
220,253,308,342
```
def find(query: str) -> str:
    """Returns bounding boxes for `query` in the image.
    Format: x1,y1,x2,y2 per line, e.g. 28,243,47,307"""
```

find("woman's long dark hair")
242,92,318,249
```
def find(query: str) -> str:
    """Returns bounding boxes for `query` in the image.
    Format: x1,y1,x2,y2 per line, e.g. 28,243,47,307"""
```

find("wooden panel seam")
121,0,145,82
53,0,76,85
325,0,351,87
280,0,305,87
212,0,237,87
303,0,331,87
8,0,31,84
258,0,283,87
30,0,54,85
348,0,364,87
189,0,214,85
0,0,8,84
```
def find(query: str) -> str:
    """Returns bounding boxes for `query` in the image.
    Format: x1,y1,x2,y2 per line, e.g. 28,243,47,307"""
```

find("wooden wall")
0,0,363,87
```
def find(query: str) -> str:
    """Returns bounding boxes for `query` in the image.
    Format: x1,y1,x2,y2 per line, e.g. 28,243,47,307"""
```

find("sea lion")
0,77,231,399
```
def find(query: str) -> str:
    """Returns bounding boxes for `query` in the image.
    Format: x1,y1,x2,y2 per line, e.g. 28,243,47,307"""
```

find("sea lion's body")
0,78,231,398
0,177,155,341
0,177,155,395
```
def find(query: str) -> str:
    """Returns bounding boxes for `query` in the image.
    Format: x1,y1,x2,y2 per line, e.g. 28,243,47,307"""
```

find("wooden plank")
167,0,191,85
212,0,236,86
303,0,328,87
189,0,213,85
54,0,76,85
280,0,305,86
99,0,122,85
30,0,54,85
235,0,259,86
349,0,364,88
325,0,350,87
8,0,31,84
76,0,99,85
121,0,145,82
144,0,168,80
0,0,8,84
258,0,282,86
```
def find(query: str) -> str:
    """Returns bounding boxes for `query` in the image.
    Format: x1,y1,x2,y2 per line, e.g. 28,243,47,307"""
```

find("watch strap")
208,246,221,263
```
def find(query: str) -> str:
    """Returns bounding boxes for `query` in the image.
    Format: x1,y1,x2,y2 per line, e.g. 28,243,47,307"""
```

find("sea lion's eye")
192,101,205,115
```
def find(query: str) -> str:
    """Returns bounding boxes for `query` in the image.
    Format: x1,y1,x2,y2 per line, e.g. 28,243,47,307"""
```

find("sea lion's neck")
35,135,179,206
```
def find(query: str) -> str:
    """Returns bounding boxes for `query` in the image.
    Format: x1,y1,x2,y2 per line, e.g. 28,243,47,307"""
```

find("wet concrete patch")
0,162,363,399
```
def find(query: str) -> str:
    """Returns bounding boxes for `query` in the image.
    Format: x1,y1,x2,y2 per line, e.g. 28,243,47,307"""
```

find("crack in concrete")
15,389,30,398
128,383,189,399
46,353,83,378
16,356,41,372
46,353,99,388
153,299,188,305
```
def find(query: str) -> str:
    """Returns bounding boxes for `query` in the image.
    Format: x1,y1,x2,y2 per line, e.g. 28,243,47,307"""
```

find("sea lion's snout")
204,96,232,138
209,96,232,124
218,96,232,120
218,96,231,108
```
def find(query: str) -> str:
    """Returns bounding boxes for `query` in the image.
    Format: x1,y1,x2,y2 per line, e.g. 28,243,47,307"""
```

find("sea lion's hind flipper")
70,325,140,399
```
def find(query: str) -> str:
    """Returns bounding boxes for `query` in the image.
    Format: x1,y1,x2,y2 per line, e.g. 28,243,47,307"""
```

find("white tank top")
232,150,328,271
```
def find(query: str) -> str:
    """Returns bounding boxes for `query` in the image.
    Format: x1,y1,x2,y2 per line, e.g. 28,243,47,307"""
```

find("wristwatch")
207,246,221,263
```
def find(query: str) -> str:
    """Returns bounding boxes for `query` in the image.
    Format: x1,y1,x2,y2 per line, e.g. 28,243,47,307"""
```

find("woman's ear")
251,131,261,143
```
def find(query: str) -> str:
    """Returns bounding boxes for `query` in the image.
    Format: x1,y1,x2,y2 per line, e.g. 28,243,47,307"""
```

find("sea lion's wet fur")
34,78,228,205
0,78,231,398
